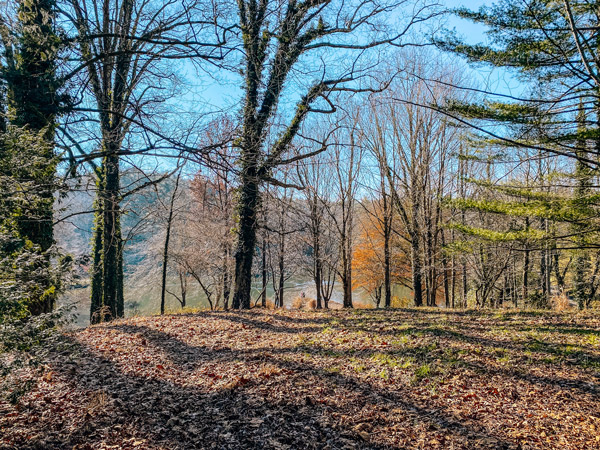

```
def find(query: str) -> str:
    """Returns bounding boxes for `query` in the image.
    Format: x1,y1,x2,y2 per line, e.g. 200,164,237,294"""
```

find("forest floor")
1,308,600,450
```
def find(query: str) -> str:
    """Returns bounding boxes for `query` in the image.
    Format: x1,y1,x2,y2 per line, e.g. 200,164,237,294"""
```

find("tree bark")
312,199,323,309
314,237,323,309
383,210,392,308
341,235,353,308
90,186,104,324
522,218,530,306
261,237,267,308
441,229,450,308
102,151,123,320
462,259,468,308
411,232,423,307
277,230,285,308
160,172,180,315
232,175,259,309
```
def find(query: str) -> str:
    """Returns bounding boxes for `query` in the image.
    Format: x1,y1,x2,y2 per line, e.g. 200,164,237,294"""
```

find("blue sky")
141,0,514,173
190,0,505,110
443,1,525,97
445,0,489,41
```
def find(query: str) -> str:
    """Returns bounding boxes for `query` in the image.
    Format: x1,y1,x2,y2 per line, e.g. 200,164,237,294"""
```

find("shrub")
1,304,76,403
265,299,276,309
354,302,374,309
0,126,75,402
391,296,411,308
551,292,572,311
292,296,317,310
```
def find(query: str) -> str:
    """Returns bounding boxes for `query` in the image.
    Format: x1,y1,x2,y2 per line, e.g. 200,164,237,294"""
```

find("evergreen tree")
572,102,595,308
437,0,600,165
0,0,67,314
438,0,600,308
0,127,63,318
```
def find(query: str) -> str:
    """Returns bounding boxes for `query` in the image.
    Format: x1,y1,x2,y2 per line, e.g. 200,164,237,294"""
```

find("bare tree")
365,51,466,307
262,175,305,308
324,112,363,308
296,147,339,309
228,0,441,309
160,168,183,315
61,0,224,322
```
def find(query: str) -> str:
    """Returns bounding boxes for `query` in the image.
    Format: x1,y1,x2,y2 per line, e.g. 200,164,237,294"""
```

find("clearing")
1,309,600,449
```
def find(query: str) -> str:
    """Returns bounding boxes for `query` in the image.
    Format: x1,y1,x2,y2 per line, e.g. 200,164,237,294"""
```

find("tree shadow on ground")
198,310,325,334
113,311,600,397
93,320,521,449
7,309,600,449
11,335,377,449
326,314,600,374
28,320,520,450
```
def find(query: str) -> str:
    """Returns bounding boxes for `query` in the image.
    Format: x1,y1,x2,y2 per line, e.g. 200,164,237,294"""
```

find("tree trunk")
343,275,353,308
341,238,353,308
451,254,456,309
102,151,123,320
425,215,436,307
313,216,323,309
314,252,323,309
383,213,392,308
411,233,423,307
522,224,530,306
441,229,450,308
90,188,104,324
232,175,259,309
314,265,323,309
117,238,124,318
461,259,468,308
278,234,285,308
540,231,547,302
321,268,331,309
89,149,123,324
160,181,178,315
552,250,565,290
223,245,231,310
574,104,592,309
545,242,552,301
261,237,267,307
179,271,187,308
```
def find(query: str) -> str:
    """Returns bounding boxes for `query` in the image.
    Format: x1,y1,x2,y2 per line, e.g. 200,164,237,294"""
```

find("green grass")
413,364,432,383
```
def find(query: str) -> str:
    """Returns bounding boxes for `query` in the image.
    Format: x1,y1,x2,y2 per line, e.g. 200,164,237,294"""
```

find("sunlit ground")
2,308,599,449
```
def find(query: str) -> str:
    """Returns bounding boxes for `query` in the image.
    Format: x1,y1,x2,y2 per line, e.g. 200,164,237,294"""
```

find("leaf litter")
1,308,600,449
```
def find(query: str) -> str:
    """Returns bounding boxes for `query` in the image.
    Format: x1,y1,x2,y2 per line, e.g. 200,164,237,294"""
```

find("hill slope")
2,309,600,449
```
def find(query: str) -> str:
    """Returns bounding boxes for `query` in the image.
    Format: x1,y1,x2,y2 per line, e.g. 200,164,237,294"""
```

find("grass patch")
412,364,432,383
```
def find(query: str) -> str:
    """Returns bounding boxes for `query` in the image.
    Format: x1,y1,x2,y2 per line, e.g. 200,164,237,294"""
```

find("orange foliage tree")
352,205,410,307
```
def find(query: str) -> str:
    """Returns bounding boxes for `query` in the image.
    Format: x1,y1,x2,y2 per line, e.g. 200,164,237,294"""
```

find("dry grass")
265,299,276,309
353,302,374,309
391,296,412,308
292,296,317,310
551,292,572,311
291,296,303,309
